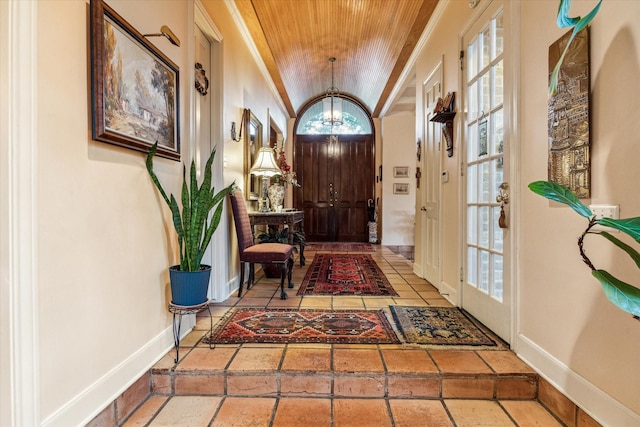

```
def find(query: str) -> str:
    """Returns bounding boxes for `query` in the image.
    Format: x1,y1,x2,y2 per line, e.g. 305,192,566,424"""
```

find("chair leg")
238,261,245,298
287,256,294,288
248,263,255,289
279,263,288,300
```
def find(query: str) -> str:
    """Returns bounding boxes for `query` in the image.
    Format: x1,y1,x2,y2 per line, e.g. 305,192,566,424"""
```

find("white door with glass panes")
462,0,512,342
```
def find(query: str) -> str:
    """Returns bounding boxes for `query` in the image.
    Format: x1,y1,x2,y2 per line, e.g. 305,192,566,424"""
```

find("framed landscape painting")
90,0,180,160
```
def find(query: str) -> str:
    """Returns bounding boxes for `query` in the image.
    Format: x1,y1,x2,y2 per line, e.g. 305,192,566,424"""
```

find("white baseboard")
41,326,175,427
412,261,423,277
516,334,640,427
439,280,458,305
214,276,238,302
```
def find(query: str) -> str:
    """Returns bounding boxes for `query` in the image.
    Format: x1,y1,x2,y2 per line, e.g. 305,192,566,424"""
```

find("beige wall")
519,0,640,418
413,0,640,423
37,0,188,422
381,113,416,246
30,0,287,424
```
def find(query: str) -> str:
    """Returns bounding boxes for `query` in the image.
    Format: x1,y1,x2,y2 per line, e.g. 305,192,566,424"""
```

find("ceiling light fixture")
322,57,343,127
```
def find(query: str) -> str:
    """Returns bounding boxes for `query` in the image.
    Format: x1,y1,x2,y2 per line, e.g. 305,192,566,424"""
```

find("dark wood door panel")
295,134,373,242
303,206,333,241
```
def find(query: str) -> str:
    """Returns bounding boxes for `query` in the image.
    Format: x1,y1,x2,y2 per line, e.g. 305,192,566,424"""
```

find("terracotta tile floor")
123,246,567,426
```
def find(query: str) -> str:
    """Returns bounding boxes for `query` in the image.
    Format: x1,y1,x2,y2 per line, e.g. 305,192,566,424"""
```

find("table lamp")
250,147,281,212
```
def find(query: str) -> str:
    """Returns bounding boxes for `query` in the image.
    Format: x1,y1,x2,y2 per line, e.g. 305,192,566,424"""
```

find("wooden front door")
294,134,374,242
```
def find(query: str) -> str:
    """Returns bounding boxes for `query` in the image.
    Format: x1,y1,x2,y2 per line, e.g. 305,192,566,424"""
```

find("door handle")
421,206,427,211
496,182,509,229
496,182,509,204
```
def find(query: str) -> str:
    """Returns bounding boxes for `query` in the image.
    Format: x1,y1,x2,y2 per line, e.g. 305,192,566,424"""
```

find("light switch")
590,204,620,232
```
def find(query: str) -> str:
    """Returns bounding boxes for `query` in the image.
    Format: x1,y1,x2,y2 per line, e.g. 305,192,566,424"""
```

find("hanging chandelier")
322,57,343,127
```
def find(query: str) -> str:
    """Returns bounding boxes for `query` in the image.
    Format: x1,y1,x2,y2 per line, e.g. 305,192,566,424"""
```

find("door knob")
421,206,427,211
496,182,509,204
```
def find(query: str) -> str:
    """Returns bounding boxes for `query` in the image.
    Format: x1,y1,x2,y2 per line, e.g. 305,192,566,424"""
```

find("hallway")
108,246,592,426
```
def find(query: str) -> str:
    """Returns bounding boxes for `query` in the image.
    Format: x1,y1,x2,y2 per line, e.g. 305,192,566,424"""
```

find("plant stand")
168,300,212,363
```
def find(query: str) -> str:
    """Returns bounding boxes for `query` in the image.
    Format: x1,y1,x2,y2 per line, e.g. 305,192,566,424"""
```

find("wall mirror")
244,109,263,201
267,108,283,151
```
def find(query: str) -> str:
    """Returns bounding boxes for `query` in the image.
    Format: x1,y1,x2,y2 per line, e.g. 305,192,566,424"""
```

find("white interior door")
421,63,443,287
194,14,228,302
462,0,511,342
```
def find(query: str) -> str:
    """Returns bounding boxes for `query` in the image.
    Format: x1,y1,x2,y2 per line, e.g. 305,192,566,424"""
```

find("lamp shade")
250,147,281,177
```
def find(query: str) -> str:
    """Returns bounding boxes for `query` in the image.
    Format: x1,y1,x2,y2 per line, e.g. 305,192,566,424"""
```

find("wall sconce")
143,25,180,47
231,109,247,142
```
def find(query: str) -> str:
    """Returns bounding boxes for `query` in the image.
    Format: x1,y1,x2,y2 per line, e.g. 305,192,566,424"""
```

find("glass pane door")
463,1,511,342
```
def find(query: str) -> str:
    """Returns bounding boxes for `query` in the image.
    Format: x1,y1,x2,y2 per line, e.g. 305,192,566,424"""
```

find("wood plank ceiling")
235,0,438,118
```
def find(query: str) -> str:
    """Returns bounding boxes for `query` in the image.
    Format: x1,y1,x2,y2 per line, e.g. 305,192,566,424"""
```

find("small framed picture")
393,166,409,178
478,119,488,156
393,183,409,195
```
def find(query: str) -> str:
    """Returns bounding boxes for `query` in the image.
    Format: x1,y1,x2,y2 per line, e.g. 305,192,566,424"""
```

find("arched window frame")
295,95,373,135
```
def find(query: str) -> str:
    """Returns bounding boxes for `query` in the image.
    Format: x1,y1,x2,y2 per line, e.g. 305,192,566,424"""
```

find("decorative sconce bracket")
430,111,456,157
430,91,456,157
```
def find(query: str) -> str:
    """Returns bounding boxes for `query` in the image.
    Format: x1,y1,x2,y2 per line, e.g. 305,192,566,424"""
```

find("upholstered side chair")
229,188,294,299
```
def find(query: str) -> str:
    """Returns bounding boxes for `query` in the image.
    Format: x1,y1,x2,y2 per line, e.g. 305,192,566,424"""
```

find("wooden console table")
248,210,305,266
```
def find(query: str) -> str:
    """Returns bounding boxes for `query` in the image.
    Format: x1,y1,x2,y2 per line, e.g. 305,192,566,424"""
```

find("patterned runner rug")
297,253,398,296
307,242,374,252
205,308,400,344
390,306,498,347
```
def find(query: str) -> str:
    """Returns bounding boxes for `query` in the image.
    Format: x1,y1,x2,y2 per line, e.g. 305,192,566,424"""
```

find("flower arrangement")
272,142,300,187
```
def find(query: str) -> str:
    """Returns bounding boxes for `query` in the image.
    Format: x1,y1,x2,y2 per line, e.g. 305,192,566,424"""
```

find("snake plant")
146,142,234,272
529,181,640,318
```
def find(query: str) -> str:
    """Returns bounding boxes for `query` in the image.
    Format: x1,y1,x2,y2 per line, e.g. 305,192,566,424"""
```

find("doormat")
307,242,374,252
296,253,398,296
204,308,400,344
389,306,498,347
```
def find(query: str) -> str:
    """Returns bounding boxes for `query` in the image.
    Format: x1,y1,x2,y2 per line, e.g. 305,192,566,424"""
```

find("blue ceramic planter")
169,265,211,306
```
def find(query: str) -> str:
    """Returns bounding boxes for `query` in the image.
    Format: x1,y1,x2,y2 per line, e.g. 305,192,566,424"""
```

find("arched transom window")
296,97,372,135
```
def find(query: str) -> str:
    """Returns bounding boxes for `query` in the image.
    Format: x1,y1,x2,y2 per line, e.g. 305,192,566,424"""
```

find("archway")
293,96,375,242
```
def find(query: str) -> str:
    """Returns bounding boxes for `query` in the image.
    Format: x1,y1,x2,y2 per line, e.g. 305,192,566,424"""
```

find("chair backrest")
229,188,254,254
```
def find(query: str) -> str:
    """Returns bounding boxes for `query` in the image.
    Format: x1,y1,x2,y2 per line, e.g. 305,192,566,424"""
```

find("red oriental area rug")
297,254,398,296
205,308,400,344
307,242,374,252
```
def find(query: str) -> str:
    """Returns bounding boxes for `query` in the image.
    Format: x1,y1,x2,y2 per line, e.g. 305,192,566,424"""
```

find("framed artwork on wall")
393,166,409,178
90,0,180,160
393,183,409,195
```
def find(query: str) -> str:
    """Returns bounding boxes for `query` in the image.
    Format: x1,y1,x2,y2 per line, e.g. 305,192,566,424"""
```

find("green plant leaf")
145,142,171,206
597,231,640,269
528,181,592,218
597,217,640,243
550,0,602,95
592,270,640,317
556,0,580,28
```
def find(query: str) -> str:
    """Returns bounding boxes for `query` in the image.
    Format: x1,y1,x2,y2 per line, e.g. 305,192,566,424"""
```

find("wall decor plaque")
548,28,590,198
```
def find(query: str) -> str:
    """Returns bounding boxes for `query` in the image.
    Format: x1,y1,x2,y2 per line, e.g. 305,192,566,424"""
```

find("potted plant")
146,142,234,306
257,226,306,277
